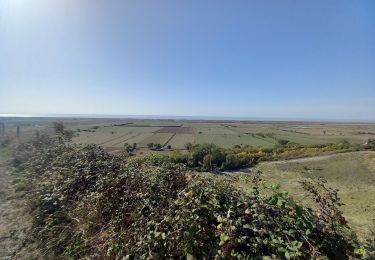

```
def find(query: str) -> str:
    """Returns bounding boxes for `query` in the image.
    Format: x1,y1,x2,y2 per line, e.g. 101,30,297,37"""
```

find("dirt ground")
0,154,42,259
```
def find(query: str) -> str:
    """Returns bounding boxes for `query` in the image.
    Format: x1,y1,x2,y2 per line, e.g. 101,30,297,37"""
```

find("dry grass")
213,151,375,243
248,151,375,241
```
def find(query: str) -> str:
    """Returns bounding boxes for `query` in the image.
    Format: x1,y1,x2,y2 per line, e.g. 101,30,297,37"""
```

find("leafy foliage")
148,140,361,172
11,130,361,259
173,143,256,171
147,142,163,151
52,121,74,141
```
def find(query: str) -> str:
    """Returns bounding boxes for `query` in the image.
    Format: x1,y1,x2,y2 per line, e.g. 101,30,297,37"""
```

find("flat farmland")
168,134,195,149
2,118,374,153
102,133,142,147
138,133,175,147
229,124,341,145
195,133,276,148
155,126,194,134
151,126,195,149
73,124,161,147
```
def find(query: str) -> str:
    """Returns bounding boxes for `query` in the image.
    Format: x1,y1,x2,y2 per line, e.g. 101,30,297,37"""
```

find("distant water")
0,113,374,123
0,113,289,121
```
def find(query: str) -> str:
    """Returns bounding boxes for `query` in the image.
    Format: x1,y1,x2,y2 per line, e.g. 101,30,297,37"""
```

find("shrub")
11,134,361,259
53,121,74,141
147,143,163,151
184,142,193,151
364,139,375,149
277,139,290,146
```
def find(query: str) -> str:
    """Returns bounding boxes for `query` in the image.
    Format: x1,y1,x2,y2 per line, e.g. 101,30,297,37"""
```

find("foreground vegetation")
6,127,371,259
132,139,375,172
253,151,375,253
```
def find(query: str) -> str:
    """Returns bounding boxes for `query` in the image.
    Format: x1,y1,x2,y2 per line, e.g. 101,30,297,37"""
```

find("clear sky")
0,0,374,120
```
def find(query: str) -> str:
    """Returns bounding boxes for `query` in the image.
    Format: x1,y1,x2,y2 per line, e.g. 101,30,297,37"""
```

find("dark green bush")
184,143,255,171
277,139,290,146
147,142,163,151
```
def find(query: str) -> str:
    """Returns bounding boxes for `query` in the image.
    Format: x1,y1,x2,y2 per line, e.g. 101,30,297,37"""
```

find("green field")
72,120,375,154
1,118,375,154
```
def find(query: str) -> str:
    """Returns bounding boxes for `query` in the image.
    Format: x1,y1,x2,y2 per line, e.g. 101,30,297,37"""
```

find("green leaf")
220,233,230,243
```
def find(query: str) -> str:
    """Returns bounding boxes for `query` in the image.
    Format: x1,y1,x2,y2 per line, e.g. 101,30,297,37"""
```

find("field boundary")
163,133,177,147
111,133,142,147
99,133,132,145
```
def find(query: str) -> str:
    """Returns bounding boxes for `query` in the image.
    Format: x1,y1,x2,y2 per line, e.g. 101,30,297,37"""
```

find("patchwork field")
1,118,375,154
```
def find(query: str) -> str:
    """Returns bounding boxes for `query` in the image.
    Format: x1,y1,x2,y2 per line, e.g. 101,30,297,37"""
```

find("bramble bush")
9,128,364,259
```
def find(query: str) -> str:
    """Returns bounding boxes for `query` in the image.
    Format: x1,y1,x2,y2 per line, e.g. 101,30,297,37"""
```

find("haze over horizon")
1,113,375,124
0,0,374,120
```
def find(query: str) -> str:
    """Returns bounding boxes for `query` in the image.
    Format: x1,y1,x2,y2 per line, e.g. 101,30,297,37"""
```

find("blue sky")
0,0,374,120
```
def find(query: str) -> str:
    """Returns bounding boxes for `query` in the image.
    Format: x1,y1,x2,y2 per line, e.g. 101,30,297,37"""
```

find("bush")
147,143,163,151
11,134,361,259
186,143,255,171
277,139,290,146
53,121,74,141
364,139,375,150
122,142,136,157
184,142,193,151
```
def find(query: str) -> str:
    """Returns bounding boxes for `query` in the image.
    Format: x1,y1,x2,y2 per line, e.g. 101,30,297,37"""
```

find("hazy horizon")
1,0,374,120
1,113,375,123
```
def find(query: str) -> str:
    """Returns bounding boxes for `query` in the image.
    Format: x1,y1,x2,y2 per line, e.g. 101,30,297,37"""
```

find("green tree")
184,142,193,151
53,121,74,141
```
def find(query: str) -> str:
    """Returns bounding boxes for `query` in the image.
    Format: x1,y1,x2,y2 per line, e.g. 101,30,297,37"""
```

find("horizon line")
1,113,375,124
